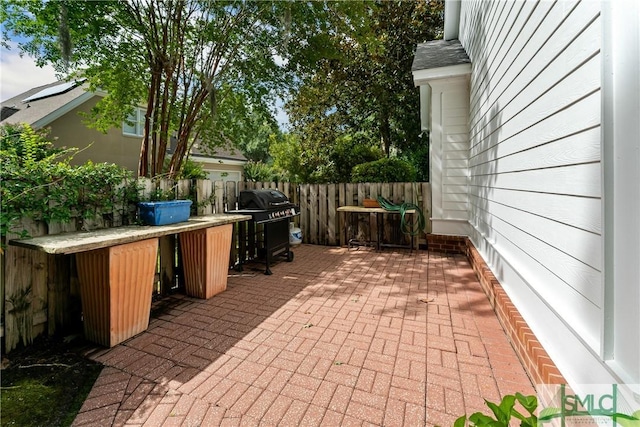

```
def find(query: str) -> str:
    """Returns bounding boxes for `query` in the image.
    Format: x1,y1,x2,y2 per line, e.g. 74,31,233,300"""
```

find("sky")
0,41,59,102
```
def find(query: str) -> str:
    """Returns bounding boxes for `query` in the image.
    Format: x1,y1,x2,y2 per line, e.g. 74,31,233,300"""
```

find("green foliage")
2,1,364,178
453,393,538,427
270,133,305,182
162,157,207,180
203,85,281,163
453,392,640,427
400,132,430,181
1,124,138,238
178,158,207,180
330,133,383,183
243,160,277,182
287,0,443,175
351,157,417,183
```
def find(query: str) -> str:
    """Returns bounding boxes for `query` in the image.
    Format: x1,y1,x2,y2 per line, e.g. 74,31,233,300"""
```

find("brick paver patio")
74,244,534,426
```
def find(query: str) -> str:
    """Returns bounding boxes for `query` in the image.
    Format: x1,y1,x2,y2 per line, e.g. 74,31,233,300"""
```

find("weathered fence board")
4,219,48,351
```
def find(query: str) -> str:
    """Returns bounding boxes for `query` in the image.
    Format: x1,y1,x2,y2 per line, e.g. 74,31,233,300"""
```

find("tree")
2,1,364,178
286,0,443,178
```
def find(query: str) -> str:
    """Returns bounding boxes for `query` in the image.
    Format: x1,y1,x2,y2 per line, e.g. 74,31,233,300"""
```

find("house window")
123,107,145,137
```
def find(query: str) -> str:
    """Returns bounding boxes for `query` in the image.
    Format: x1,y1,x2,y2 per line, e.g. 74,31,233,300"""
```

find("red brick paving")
74,244,534,426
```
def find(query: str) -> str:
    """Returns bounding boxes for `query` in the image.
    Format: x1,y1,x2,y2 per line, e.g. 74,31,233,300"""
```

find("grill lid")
239,189,291,210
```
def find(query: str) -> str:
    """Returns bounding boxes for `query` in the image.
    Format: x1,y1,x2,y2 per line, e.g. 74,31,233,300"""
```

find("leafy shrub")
243,160,276,182
351,157,417,183
1,124,137,238
329,134,383,183
401,135,430,182
162,157,207,180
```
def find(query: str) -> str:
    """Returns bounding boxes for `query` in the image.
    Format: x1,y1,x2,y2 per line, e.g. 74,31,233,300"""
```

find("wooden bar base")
75,239,158,347
180,223,233,299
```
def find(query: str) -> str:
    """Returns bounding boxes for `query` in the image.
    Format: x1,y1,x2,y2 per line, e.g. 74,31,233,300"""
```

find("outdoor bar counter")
10,214,251,347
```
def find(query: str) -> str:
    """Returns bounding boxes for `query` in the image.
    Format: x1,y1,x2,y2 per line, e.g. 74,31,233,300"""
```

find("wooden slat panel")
4,219,48,351
357,183,365,206
196,180,213,215
319,184,327,245
225,181,237,211
213,180,225,213
338,184,346,246
300,185,310,246
309,184,318,244
327,184,337,245
47,254,73,336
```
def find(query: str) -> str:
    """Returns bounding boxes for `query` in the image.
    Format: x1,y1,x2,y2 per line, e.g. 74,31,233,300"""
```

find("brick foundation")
426,234,467,254
427,234,566,387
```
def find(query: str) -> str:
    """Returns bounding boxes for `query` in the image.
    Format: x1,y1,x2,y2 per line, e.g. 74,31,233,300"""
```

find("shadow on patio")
74,244,533,426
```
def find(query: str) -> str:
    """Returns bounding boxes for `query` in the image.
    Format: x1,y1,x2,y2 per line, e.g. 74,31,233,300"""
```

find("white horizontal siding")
470,52,601,161
460,0,603,369
440,84,470,222
470,90,601,166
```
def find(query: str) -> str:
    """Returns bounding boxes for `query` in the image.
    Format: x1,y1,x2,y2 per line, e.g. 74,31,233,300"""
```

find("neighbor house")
413,0,639,400
0,80,247,180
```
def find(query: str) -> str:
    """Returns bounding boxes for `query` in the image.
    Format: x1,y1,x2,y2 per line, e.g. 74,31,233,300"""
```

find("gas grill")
227,189,300,275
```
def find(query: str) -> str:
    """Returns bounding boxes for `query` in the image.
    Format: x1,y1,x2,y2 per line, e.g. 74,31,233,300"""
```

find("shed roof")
411,39,470,72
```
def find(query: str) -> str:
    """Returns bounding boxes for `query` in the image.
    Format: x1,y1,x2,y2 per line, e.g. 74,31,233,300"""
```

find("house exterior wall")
198,161,244,182
48,96,141,172
46,97,246,180
429,77,471,235
457,0,620,387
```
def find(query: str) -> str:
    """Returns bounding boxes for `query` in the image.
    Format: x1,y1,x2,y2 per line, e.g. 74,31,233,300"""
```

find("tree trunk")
380,106,392,156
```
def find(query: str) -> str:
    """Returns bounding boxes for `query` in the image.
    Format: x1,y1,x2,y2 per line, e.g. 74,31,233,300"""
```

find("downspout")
444,0,461,41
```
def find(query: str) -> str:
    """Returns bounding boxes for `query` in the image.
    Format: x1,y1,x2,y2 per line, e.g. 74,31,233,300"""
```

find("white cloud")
0,43,59,102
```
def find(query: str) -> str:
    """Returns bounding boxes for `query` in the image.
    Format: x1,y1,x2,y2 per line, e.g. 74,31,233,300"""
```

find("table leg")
76,238,158,347
181,224,233,298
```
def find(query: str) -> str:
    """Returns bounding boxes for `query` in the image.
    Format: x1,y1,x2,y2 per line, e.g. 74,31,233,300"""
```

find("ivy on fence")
0,124,139,241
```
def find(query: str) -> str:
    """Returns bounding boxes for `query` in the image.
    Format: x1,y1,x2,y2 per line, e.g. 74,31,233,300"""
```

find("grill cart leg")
264,224,272,275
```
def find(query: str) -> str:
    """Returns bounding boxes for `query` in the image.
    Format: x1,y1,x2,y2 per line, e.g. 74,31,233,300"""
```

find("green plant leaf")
469,411,502,426
485,399,510,425
515,393,537,414
453,415,468,427
538,406,562,423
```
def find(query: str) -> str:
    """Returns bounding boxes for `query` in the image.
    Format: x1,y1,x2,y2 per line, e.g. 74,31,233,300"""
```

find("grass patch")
1,336,103,427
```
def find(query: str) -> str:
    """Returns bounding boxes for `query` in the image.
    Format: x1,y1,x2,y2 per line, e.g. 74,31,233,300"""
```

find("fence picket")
214,180,224,213
196,179,213,215
319,184,327,245
327,184,336,245
309,184,318,245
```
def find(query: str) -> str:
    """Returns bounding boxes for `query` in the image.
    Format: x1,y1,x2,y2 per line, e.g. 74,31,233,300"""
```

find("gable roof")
412,39,471,84
0,80,94,128
1,81,248,163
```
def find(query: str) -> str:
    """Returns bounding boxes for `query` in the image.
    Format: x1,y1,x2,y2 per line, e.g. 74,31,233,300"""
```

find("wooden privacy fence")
1,179,430,351
194,180,431,245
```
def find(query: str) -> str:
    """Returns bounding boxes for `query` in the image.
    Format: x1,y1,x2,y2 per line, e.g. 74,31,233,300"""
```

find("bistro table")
337,206,417,251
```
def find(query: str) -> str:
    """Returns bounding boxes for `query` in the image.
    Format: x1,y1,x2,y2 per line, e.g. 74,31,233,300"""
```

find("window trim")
122,107,145,137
